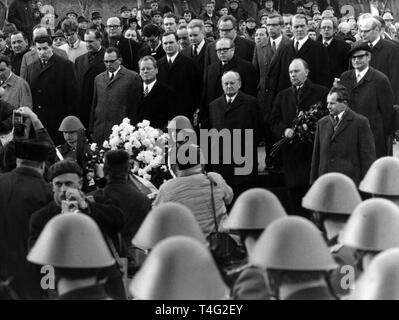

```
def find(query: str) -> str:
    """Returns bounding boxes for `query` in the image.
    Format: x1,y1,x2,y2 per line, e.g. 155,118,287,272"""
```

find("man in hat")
151,10,163,27
228,0,247,22
120,6,131,31
28,160,126,299
141,4,153,28
7,0,34,42
138,23,165,60
244,17,256,40
0,140,52,299
340,41,394,158
91,11,107,42
78,16,89,39
56,115,87,162
204,19,214,34
52,30,66,47
258,0,278,22
59,18,88,63
200,1,219,27
75,29,106,130
90,150,151,277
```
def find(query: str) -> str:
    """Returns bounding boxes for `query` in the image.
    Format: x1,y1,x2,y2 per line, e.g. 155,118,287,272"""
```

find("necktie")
168,58,173,67
369,42,373,49
295,86,301,102
271,40,276,53
332,115,339,129
324,41,329,47
227,97,232,108
295,41,299,53
144,85,149,97
356,72,362,83
41,60,47,68
193,44,198,56
109,72,114,81
88,52,95,64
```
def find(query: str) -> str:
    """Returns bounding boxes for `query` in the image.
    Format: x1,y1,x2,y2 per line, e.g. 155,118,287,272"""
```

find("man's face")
121,10,131,19
351,50,370,72
292,17,308,40
188,27,204,46
78,21,88,29
246,21,256,30
327,93,346,116
124,29,138,41
64,30,78,46
106,17,122,38
67,14,77,21
132,8,138,16
308,31,317,40
152,14,162,24
177,29,190,49
283,17,293,37
53,36,66,47
216,38,234,63
0,61,11,81
206,3,214,14
63,131,78,147
143,8,152,16
163,17,177,32
92,18,102,26
254,27,267,44
289,60,308,86
229,2,238,10
222,72,241,96
145,35,160,49
204,24,213,33
265,0,273,9
260,15,268,26
151,3,158,11
184,12,192,22
11,34,27,54
267,17,282,38
218,20,236,40
84,31,101,53
52,173,82,205
308,19,316,29
36,42,53,61
104,51,121,72
162,34,179,56
320,19,334,39
219,8,228,16
140,59,158,83
358,19,379,42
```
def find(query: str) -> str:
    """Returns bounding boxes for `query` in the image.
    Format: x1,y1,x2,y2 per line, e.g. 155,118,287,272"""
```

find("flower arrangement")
84,118,172,189
270,102,327,157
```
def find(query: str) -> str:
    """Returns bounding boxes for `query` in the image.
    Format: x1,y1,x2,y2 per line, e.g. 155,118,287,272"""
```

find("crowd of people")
0,0,399,300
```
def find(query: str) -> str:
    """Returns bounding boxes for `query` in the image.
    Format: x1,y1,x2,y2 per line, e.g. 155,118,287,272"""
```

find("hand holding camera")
61,188,88,213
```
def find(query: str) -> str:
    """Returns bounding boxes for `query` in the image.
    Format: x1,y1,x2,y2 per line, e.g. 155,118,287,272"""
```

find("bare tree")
77,0,93,17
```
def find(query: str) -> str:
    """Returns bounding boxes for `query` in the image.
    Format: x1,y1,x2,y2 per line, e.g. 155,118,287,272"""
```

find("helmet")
27,213,115,268
350,248,399,300
250,216,337,271
130,236,229,299
339,198,399,251
302,173,362,215
58,116,85,132
359,157,399,196
132,202,206,250
223,188,286,230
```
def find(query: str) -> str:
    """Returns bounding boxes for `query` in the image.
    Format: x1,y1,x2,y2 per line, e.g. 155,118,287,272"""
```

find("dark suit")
75,47,107,129
157,53,201,121
340,67,394,158
105,36,141,72
201,55,258,127
368,38,399,104
25,53,78,145
181,39,211,79
267,37,330,99
204,36,255,67
90,66,142,144
321,38,351,88
310,108,376,185
135,80,177,129
208,91,262,194
137,44,166,61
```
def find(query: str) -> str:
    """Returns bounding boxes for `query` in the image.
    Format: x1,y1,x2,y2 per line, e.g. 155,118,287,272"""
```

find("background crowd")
0,0,399,301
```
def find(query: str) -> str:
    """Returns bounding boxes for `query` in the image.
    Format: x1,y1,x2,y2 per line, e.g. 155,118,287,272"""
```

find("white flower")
90,143,97,152
102,140,110,149
109,136,120,149
124,142,133,155
142,138,152,148
112,125,119,132
143,173,152,181
138,120,150,128
122,117,130,124
302,124,308,131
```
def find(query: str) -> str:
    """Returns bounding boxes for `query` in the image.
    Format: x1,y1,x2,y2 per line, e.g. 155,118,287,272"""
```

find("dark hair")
267,13,284,25
161,31,178,42
0,54,10,66
103,150,130,180
142,23,161,37
85,28,103,40
218,15,237,28
329,84,349,103
10,30,27,40
34,35,53,46
163,12,177,23
320,17,337,29
61,18,79,33
105,46,121,58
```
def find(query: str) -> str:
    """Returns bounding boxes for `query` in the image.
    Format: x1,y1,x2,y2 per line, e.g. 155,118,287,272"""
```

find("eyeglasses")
219,28,234,32
104,59,118,64
358,28,373,34
63,32,76,37
106,25,120,29
320,26,333,30
216,47,232,53
351,54,368,60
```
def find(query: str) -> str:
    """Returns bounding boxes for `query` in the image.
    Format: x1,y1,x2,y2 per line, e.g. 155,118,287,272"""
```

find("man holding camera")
28,160,127,299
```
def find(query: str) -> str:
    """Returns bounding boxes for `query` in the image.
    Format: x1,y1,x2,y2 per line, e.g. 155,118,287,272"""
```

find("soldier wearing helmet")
224,188,287,299
302,172,362,297
56,115,87,162
339,198,399,277
251,216,338,300
28,214,115,299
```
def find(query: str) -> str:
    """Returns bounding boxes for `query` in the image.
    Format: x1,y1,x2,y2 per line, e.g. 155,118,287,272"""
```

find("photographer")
0,95,13,136
0,106,56,173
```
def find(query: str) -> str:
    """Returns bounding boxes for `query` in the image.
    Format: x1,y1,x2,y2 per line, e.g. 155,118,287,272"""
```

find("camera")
61,200,79,214
12,110,23,125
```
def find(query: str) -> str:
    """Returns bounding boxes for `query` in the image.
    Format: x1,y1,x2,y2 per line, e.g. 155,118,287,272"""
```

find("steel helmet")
130,236,229,300
27,213,115,268
302,173,362,214
132,202,206,250
223,188,287,230
58,116,85,132
359,157,399,196
339,198,399,251
250,216,337,271
349,248,399,300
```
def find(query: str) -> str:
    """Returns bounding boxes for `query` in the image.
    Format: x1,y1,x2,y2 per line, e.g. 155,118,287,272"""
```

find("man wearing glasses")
105,17,140,72
59,18,88,63
319,17,350,88
340,42,394,159
89,47,141,144
204,15,255,67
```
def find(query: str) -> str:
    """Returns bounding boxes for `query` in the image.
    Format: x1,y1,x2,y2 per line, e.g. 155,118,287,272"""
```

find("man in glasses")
59,18,88,63
138,23,165,61
340,41,394,159
204,15,255,67
89,47,141,144
177,27,190,51
105,17,140,72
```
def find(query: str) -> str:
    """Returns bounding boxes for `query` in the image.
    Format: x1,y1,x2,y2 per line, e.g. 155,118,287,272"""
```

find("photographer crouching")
0,106,56,173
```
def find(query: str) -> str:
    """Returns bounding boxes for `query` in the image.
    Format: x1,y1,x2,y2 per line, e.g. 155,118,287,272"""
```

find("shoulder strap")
205,172,218,232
